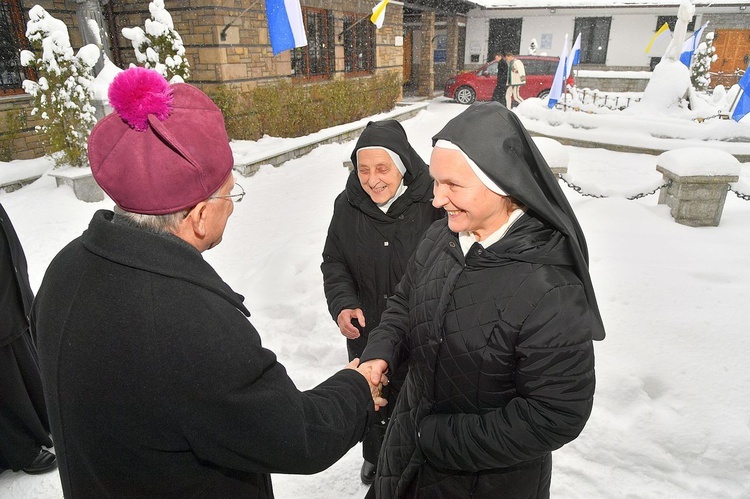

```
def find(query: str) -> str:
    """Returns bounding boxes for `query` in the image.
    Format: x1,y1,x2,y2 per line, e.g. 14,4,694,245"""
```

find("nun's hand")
337,308,365,339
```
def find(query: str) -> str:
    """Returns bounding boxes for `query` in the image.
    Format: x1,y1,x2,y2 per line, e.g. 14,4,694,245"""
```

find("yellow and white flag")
645,22,671,53
371,0,390,29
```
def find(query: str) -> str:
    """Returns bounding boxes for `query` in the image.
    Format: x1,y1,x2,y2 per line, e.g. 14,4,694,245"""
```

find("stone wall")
2,0,404,161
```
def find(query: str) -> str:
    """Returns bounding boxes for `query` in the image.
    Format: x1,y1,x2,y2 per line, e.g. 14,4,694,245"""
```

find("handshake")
346,358,389,411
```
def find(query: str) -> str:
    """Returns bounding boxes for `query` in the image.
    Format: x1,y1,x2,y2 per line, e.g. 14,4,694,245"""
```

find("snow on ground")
1,98,749,498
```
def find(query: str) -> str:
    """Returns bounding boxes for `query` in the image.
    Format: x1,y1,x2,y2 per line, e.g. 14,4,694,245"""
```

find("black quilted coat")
360,102,604,498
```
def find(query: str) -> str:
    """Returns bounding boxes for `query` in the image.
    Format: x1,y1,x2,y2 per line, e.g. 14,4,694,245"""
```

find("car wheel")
455,86,476,105
537,90,550,99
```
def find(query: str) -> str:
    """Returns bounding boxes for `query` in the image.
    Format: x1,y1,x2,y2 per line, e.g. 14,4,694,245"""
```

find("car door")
475,61,498,101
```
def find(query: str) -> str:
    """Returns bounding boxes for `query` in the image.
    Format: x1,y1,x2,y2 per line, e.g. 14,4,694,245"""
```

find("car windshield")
478,62,498,76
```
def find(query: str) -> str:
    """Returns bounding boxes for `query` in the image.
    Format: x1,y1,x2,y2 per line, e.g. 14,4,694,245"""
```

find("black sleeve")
417,283,595,471
174,316,375,475
321,198,360,321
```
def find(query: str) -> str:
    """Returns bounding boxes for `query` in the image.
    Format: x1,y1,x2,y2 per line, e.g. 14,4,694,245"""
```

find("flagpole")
220,0,262,41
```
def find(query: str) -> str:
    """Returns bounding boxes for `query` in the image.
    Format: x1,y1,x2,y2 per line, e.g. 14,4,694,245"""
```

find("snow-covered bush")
20,5,99,168
691,32,717,92
121,0,190,83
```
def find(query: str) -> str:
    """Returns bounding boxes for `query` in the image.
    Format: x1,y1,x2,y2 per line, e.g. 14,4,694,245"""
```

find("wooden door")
711,30,750,87
403,30,413,85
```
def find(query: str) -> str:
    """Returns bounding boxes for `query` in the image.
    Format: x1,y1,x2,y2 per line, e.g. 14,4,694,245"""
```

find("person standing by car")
0,203,57,476
491,51,508,105
505,51,526,108
321,120,443,486
359,101,604,498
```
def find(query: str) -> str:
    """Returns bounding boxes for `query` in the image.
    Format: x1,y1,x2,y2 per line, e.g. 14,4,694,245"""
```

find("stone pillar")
656,148,740,227
418,11,435,97
445,17,460,81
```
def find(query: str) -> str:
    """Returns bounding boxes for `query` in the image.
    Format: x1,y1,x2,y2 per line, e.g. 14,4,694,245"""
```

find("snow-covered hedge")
20,5,99,168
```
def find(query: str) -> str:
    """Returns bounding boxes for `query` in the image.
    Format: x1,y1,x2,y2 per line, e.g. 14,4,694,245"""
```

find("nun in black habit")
360,102,604,498
0,203,57,475
322,119,443,485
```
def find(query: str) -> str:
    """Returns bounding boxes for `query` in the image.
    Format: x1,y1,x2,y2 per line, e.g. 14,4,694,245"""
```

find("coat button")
477,249,483,254
384,241,389,246
399,215,404,220
449,241,456,248
383,294,388,299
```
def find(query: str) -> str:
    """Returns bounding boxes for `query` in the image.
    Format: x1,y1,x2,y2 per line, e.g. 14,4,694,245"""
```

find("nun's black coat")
0,204,53,471
321,120,443,360
360,102,603,498
321,120,443,464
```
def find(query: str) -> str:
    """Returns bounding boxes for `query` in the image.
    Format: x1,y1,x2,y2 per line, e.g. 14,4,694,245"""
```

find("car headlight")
446,78,456,86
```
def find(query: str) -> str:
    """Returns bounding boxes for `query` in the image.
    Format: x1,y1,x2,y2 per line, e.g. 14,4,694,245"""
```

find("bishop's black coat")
33,211,374,497
360,102,603,498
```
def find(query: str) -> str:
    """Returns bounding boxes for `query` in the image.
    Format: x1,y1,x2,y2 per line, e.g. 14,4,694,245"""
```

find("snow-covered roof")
468,0,748,8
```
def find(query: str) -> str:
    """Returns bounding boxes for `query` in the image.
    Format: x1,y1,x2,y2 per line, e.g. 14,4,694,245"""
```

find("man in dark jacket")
0,203,57,475
321,120,443,485
491,51,508,104
32,67,383,498
360,102,604,498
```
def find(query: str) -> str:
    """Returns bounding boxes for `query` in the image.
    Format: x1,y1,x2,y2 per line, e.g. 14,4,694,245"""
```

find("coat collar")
82,210,250,316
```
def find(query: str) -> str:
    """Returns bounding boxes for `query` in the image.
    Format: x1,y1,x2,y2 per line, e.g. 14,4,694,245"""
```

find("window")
343,13,374,74
574,17,611,65
656,15,695,32
291,8,334,79
1,0,31,96
522,58,557,75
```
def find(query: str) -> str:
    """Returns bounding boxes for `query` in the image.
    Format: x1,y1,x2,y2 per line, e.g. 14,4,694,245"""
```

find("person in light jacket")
505,52,526,108
322,120,443,485
32,67,385,498
360,101,605,498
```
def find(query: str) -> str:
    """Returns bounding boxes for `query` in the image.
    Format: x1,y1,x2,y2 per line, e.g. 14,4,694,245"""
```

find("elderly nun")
360,101,605,498
321,119,444,485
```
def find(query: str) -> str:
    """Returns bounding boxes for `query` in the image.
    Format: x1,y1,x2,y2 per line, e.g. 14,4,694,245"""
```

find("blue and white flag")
265,0,308,56
548,34,569,109
731,65,750,122
566,33,581,78
679,22,708,68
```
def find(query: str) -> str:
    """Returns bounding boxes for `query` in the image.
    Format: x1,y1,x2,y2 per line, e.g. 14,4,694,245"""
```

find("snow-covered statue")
528,38,538,55
636,0,714,116
68,0,112,74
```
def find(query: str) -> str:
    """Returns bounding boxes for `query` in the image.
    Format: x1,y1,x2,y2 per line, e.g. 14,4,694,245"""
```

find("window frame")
573,17,612,65
342,12,375,76
1,0,33,96
291,7,334,81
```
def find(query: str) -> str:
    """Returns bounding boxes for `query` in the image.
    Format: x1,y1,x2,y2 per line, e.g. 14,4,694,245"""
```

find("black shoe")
23,450,57,475
361,460,376,485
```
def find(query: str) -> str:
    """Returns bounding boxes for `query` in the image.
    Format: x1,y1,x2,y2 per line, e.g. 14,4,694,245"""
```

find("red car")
443,55,574,105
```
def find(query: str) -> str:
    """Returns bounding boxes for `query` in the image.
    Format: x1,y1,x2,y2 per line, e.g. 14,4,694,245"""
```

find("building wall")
1,0,404,161
465,6,745,71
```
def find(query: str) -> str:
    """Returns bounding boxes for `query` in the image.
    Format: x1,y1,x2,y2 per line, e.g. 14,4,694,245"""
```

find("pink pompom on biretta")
108,67,173,131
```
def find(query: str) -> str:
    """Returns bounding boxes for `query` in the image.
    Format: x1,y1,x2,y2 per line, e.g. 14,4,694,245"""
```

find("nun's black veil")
432,102,605,340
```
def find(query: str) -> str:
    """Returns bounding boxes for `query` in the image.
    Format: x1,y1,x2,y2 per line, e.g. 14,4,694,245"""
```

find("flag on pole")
548,34,569,109
645,23,670,53
566,33,581,78
265,0,308,56
371,0,390,29
679,22,709,68
731,65,750,122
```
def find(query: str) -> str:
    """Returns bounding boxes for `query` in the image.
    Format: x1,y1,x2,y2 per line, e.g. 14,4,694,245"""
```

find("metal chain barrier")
558,175,671,200
728,186,750,201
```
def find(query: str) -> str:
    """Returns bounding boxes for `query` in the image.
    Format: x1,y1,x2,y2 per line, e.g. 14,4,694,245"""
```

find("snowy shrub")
691,32,717,92
121,0,190,83
20,5,99,168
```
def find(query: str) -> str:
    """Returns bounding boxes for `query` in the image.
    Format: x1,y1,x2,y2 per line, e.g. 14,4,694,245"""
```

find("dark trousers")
492,85,507,105
0,330,52,471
